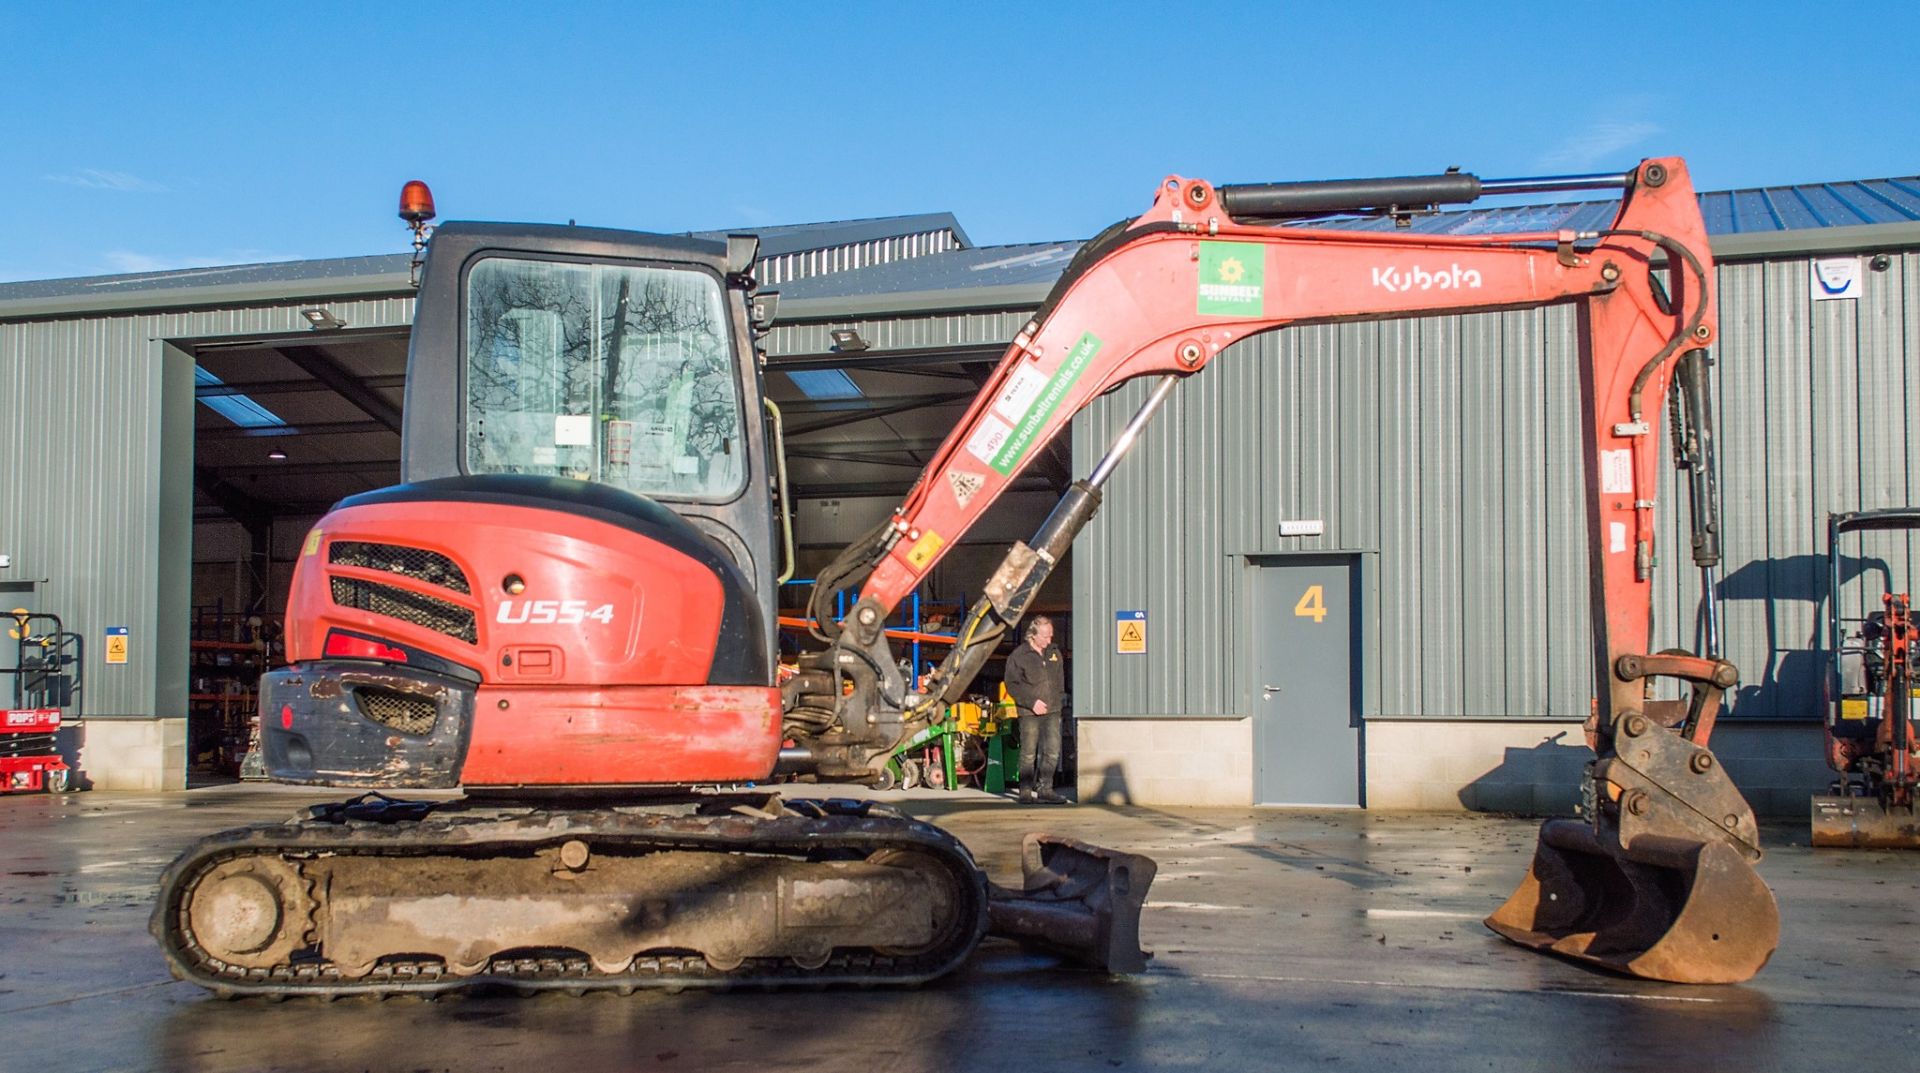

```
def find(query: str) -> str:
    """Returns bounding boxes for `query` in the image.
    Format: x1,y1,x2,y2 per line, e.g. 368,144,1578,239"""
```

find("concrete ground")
1,785,1916,1073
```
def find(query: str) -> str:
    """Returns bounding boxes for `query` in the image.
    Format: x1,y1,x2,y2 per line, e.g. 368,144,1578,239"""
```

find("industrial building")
3,174,1918,816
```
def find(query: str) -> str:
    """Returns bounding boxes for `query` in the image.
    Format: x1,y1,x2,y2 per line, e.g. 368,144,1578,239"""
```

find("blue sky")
3,1,1915,283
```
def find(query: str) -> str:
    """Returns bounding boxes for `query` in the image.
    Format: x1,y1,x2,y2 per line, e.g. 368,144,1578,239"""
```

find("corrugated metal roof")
8,176,1917,324
772,175,1920,320
0,213,971,315
1298,176,1920,237
777,241,1081,300
0,254,413,305
692,212,970,257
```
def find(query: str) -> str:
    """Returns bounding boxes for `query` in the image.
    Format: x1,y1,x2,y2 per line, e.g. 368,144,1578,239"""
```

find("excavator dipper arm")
801,157,1778,983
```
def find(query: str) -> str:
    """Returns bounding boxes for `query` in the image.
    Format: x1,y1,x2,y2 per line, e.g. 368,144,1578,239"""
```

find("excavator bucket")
1486,818,1778,984
985,834,1157,973
1810,795,1920,848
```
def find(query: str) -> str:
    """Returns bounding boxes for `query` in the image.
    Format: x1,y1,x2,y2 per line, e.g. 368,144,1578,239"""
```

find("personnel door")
1250,556,1361,806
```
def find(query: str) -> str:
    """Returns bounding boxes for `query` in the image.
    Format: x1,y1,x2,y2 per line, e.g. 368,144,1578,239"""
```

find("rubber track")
150,798,990,999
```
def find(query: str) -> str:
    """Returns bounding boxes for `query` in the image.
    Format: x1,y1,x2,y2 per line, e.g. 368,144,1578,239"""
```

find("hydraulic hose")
1593,228,1712,421
806,515,895,642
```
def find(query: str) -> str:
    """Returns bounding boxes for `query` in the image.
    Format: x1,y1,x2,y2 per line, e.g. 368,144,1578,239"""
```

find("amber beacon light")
399,180,437,285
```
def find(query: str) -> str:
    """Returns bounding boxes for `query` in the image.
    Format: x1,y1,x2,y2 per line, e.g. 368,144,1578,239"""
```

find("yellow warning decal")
1840,698,1870,721
302,528,324,557
905,531,946,570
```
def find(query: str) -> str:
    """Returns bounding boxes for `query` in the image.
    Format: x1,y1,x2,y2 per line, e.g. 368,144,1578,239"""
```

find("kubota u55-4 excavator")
154,156,1778,996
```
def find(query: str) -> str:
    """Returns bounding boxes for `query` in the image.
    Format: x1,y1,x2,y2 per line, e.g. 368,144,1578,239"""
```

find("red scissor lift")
2,612,75,794
2,707,68,793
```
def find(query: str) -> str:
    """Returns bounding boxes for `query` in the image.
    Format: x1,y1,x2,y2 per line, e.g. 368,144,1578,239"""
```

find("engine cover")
269,476,780,787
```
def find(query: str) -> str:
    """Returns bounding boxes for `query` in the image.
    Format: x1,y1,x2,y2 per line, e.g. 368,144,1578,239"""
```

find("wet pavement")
2,784,1916,1072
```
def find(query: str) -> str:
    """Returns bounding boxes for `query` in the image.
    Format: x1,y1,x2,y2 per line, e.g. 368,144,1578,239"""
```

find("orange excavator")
153,156,1777,996
1811,509,1920,847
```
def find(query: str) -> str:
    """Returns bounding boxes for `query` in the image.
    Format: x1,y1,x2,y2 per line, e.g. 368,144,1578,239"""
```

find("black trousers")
1018,711,1062,791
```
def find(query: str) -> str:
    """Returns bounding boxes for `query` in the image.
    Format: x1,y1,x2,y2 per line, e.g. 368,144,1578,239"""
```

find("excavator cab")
1810,509,1920,847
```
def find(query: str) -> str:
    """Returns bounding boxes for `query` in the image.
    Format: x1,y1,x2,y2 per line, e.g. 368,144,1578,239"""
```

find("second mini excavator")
1812,509,1920,847
154,156,1778,995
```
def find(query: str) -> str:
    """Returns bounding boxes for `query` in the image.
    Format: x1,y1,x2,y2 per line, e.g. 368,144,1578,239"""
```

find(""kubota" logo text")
1371,264,1484,293
497,600,615,625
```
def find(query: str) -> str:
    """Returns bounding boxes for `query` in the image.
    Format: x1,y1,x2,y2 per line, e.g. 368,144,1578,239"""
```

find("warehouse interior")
186,326,408,772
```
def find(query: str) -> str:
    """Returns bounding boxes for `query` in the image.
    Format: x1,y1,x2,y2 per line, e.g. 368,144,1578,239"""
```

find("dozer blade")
1486,818,1778,984
1811,794,1920,848
986,834,1157,973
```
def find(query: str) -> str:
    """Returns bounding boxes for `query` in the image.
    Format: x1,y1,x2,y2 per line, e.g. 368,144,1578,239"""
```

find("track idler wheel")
182,857,313,970
1486,819,1777,984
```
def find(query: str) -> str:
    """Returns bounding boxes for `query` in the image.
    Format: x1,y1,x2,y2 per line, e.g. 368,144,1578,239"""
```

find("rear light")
323,631,410,663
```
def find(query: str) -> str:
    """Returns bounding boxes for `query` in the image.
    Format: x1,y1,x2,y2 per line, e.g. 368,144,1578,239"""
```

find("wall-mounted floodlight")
267,449,288,461
301,308,346,331
830,328,870,353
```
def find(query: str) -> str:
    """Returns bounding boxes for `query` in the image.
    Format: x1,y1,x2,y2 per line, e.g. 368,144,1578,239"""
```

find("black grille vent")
329,541,471,594
0,733,58,759
353,688,438,736
331,577,479,645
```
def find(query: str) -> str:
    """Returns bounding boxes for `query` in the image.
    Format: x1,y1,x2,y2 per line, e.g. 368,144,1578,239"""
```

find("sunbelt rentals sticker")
1198,241,1264,316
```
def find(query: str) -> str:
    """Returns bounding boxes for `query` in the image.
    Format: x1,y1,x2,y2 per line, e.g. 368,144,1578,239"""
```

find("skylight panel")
195,366,288,429
787,368,864,400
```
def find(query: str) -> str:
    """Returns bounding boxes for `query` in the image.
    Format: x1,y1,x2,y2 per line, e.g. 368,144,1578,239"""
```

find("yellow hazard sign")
1115,610,1146,654
105,626,129,665
905,530,946,570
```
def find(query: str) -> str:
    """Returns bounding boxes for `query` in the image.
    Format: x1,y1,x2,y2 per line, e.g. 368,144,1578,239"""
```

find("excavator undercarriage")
153,793,1154,997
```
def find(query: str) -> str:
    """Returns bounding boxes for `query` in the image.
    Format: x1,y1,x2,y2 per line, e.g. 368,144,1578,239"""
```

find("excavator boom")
804,158,1777,983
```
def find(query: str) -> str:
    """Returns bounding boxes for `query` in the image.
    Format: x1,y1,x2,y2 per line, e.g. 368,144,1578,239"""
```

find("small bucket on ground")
986,834,1157,973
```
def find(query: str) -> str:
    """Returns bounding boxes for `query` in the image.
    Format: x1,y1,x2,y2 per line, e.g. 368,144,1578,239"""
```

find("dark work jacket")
1005,642,1065,718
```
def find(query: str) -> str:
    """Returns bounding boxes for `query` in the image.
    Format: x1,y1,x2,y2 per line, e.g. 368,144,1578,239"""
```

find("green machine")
878,698,1021,792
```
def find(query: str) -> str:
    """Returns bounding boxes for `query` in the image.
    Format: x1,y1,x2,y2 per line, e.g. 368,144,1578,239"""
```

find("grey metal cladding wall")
767,310,1030,357
0,295,414,718
1075,250,1920,721
1072,304,1591,720
758,230,960,287
1657,252,1920,721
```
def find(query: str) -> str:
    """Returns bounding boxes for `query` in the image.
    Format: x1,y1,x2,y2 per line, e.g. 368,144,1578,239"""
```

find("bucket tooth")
986,834,1157,973
1811,794,1920,849
1487,818,1778,984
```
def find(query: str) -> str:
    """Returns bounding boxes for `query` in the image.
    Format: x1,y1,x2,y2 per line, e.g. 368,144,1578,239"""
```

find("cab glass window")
464,257,744,499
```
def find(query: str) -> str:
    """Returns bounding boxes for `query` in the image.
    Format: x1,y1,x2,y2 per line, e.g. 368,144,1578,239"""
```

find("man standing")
1004,615,1067,804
